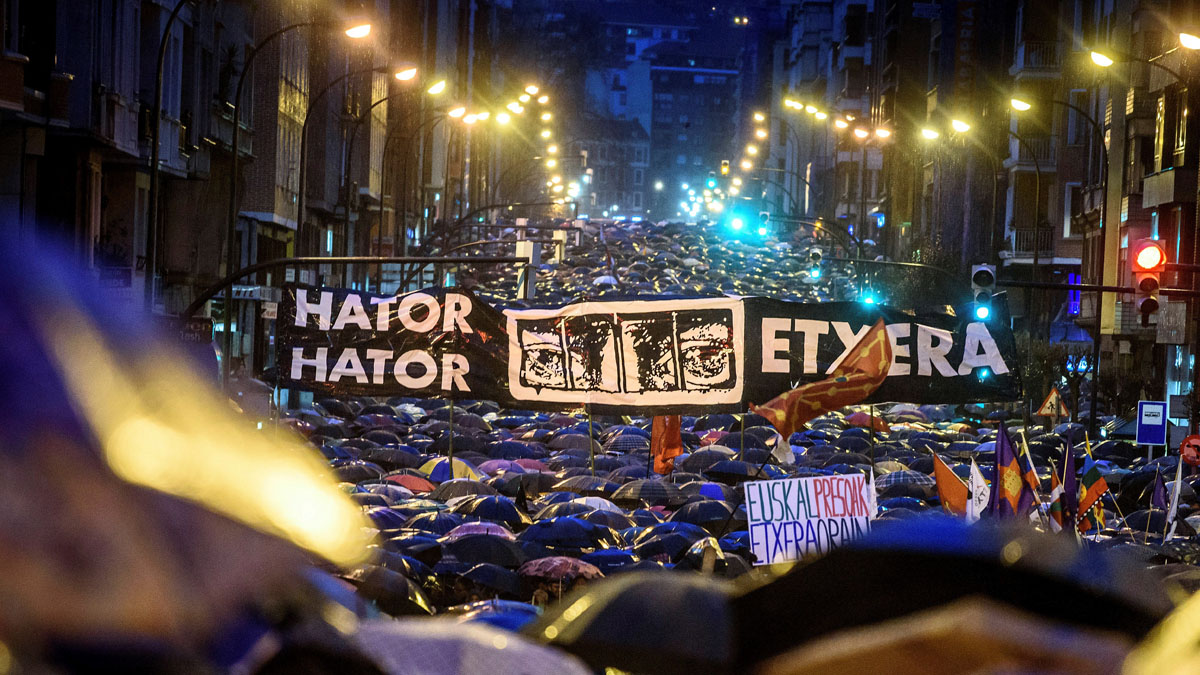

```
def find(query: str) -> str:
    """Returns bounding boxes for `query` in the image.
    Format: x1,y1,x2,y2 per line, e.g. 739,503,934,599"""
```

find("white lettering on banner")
329,349,368,383
916,324,956,376
826,322,871,373
291,347,328,381
288,346,471,391
793,319,828,373
443,293,474,333
395,350,438,389
762,318,792,373
398,293,440,332
756,319,1012,378
744,475,874,565
332,294,372,330
885,323,911,376
295,290,333,329
372,296,397,331
957,322,1010,375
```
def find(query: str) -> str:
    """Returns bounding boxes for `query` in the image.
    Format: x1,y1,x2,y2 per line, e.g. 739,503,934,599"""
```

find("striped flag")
753,319,892,439
989,423,1037,519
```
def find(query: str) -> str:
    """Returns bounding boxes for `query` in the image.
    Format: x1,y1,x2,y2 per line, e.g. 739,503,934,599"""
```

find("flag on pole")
651,415,684,474
989,423,1036,518
1077,456,1109,514
932,453,968,516
1166,457,1185,538
753,319,892,439
1047,461,1064,532
1152,469,1168,511
1061,445,1079,526
966,459,988,524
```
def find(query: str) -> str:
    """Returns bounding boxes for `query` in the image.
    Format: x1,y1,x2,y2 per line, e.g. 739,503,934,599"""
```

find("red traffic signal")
1131,238,1165,323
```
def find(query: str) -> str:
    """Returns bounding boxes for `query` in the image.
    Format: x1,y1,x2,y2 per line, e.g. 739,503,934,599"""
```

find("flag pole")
447,398,455,469
586,403,595,477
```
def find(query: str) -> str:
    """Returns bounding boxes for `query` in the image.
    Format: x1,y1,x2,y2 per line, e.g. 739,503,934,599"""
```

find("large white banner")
745,474,875,565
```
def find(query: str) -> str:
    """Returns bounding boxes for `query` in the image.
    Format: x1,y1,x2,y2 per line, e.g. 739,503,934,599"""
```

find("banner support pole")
447,399,454,469
587,403,595,477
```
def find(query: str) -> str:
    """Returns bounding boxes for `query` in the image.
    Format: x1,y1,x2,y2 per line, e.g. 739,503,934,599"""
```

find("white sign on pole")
744,474,874,565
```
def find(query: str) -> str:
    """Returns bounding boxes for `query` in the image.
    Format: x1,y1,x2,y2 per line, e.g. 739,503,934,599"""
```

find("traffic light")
706,171,718,189
757,211,770,236
808,248,823,280
1132,238,1166,324
970,264,996,321
720,160,730,175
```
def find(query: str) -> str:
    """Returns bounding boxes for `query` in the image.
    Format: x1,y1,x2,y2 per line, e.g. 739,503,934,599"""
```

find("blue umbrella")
405,511,466,535
580,549,641,575
517,516,621,553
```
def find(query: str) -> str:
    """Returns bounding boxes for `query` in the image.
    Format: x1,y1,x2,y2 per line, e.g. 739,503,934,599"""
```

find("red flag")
932,453,968,516
752,319,892,439
651,415,684,474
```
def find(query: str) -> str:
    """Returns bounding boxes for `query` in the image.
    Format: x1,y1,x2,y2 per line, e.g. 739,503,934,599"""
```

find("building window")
1174,87,1188,165
633,169,644,186
619,92,627,105
1154,95,1166,171
632,192,642,208
1066,89,1087,145
1064,182,1081,238
677,154,687,165
634,147,647,162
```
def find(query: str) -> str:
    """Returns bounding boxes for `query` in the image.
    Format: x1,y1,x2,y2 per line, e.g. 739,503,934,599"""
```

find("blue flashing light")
976,367,991,380
757,226,768,236
809,265,822,279
731,218,744,231
861,291,878,305
974,304,991,321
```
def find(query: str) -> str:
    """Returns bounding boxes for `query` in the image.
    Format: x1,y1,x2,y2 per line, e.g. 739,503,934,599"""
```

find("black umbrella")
441,534,528,568
577,508,638,530
611,479,687,508
343,565,436,617
461,563,523,597
428,479,498,502
451,495,533,530
631,522,710,561
534,501,594,520
703,460,771,485
517,516,621,553
403,511,465,535
332,460,385,483
668,500,745,536
487,471,559,497
523,571,733,675
678,449,735,473
358,446,425,471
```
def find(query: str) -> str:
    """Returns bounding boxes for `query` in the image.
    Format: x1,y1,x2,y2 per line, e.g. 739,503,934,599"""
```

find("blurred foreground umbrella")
0,244,371,648
524,572,733,675
344,565,436,617
356,618,591,675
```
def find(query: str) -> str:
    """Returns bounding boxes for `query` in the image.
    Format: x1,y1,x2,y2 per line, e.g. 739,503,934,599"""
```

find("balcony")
1011,227,1054,258
1142,166,1197,208
1005,135,1056,170
1010,40,1061,77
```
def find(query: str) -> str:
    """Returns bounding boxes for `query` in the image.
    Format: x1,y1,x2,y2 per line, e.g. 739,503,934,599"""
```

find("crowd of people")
4,220,1200,674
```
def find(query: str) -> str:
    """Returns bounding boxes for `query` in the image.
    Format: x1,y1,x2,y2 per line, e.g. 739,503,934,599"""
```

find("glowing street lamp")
519,94,531,103
753,112,765,122
814,111,828,120
732,177,742,186
1181,31,1200,50
426,80,447,95
1089,50,1115,67
475,111,490,120
740,159,753,170
805,105,817,114
525,84,539,94
537,95,549,104
540,112,552,121
921,128,940,140
540,129,552,139
874,127,892,139
496,112,511,124
834,119,849,129
547,144,558,154
448,106,466,118
344,22,372,39
852,127,870,140
950,119,971,133
654,180,664,191
394,67,418,81
546,158,557,168
755,128,768,139
746,144,759,155
1010,97,1032,111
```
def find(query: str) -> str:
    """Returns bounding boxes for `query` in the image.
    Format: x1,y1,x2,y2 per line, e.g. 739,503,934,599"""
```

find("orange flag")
932,453,968,516
752,319,893,439
651,415,684,474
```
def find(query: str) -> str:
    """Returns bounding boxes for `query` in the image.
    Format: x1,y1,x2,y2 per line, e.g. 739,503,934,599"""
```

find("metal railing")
1013,40,1061,71
1012,228,1054,256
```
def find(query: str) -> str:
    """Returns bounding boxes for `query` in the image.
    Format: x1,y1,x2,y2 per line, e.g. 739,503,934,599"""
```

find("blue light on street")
974,304,991,320
731,218,744,231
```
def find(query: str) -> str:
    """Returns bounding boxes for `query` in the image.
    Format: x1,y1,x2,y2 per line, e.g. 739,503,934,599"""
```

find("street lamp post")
1011,95,1108,436
221,19,370,389
144,0,193,311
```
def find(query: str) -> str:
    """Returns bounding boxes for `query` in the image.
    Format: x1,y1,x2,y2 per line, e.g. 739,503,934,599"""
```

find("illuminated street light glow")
805,105,817,113
755,128,768,139
1089,50,1115,67
681,182,689,190
448,106,466,118
729,186,739,195
506,102,521,113
784,98,801,108
950,119,971,133
462,114,478,124
394,67,418,81
475,111,490,120
853,127,870,139
1010,97,1032,111
740,159,753,170
875,127,892,138
814,111,828,120
541,112,552,121
746,144,758,155
519,93,531,102
546,159,557,167
732,177,742,186
344,23,372,39
753,112,765,122
540,129,552,138
654,181,664,191
525,84,539,94
547,144,558,154
537,95,549,104
496,112,511,124
1182,32,1200,50
551,175,562,184
426,80,447,95
834,119,849,129
921,128,940,140
731,218,744,230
